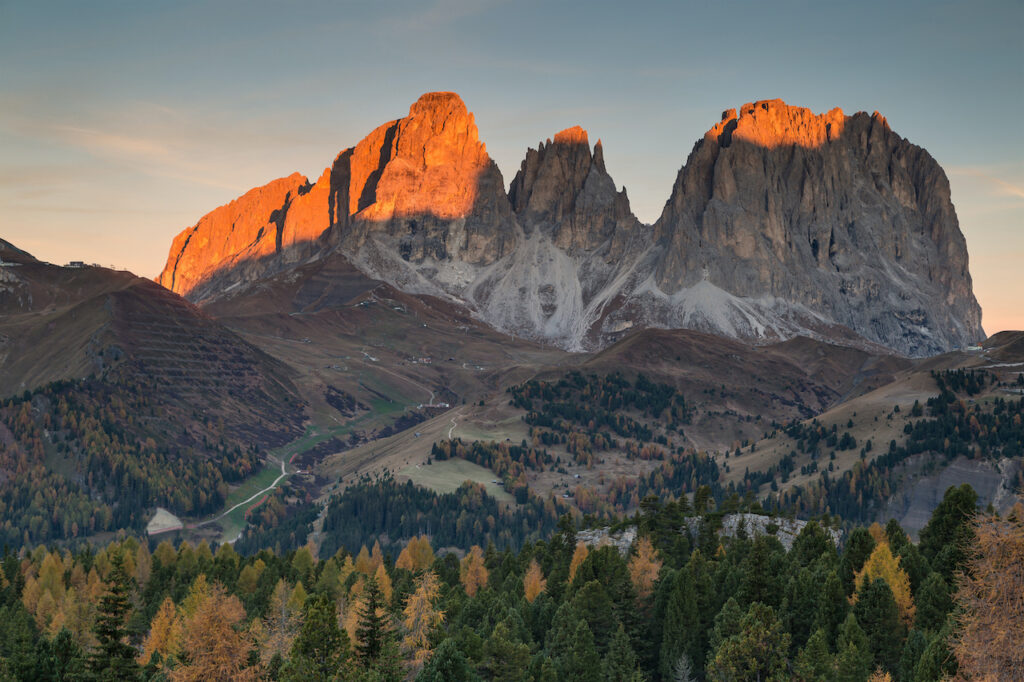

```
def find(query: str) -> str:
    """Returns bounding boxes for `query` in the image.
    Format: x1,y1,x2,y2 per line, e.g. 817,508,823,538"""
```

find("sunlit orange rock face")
158,92,515,300
156,173,309,296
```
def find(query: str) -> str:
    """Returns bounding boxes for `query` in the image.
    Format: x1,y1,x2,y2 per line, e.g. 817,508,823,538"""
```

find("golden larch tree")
628,536,663,600
402,570,444,666
140,596,181,666
374,563,393,605
569,542,589,584
343,576,366,642
236,559,265,596
523,559,547,603
460,545,489,597
258,579,303,666
852,541,915,626
171,581,258,682
951,510,1024,680
354,545,374,575
396,535,436,572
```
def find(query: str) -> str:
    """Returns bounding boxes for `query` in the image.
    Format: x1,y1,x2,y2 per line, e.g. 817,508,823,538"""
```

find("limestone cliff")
650,99,983,355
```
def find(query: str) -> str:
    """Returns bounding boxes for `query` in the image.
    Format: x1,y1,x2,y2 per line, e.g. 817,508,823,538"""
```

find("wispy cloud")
948,165,1024,200
0,97,330,193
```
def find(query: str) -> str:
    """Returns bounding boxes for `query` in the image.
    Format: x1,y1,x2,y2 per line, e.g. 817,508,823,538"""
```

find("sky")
1,0,1021,334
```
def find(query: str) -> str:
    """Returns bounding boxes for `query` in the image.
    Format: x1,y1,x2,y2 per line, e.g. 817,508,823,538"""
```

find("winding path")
197,456,288,529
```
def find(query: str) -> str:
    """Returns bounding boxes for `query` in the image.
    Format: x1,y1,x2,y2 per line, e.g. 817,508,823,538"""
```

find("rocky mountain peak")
552,125,589,146
719,99,848,149
508,126,638,252
651,99,983,355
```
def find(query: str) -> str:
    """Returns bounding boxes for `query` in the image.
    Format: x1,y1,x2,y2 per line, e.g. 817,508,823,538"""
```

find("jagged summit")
157,93,984,356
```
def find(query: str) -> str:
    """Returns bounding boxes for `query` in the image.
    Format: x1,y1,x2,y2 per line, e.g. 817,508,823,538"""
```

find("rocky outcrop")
651,99,984,355
157,94,984,357
683,513,843,551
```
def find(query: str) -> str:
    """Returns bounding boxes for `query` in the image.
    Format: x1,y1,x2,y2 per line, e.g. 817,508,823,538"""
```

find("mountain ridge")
157,92,984,357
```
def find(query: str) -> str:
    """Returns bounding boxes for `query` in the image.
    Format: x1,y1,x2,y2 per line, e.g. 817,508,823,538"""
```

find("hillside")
0,241,307,546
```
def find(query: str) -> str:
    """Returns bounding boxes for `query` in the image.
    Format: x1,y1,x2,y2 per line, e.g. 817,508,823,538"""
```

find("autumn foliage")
395,535,435,572
951,508,1024,680
459,545,489,597
523,559,547,603
852,541,915,626
568,542,589,584
401,570,444,666
170,581,257,682
628,536,663,600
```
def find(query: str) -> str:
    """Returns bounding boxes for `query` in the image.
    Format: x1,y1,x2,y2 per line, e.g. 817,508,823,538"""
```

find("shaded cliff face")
509,126,640,254
651,99,984,355
158,92,515,301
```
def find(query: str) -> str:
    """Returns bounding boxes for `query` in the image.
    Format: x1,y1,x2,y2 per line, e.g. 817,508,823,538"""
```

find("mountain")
0,242,305,545
157,92,983,357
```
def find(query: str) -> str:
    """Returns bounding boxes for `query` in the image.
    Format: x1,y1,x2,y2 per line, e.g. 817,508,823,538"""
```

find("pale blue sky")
1,0,1021,331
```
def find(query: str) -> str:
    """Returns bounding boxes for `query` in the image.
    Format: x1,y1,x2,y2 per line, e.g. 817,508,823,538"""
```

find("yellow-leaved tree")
852,542,915,626
402,570,444,666
460,545,489,597
569,542,589,584
258,579,304,666
396,535,436,572
342,577,365,642
951,509,1024,680
374,563,393,605
140,596,181,667
171,580,257,682
523,559,547,604
628,536,663,600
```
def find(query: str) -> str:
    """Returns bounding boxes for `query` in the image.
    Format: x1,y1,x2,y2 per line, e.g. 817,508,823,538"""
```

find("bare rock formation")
651,99,983,355
509,126,639,254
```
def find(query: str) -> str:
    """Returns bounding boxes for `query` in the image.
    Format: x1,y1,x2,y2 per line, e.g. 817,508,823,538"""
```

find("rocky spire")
509,126,639,253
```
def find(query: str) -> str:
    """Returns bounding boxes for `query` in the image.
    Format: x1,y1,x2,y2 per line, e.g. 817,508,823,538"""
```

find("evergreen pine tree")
603,622,638,682
793,628,834,681
557,620,602,682
813,570,848,647
89,552,139,681
416,639,479,682
481,621,531,682
912,573,952,634
281,592,350,682
918,484,977,579
659,564,697,680
898,629,927,682
708,596,743,654
913,619,957,682
738,536,784,608
852,578,905,673
355,575,392,665
783,565,820,650
706,602,790,682
835,614,872,682
49,628,88,681
841,528,876,594
570,580,617,655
